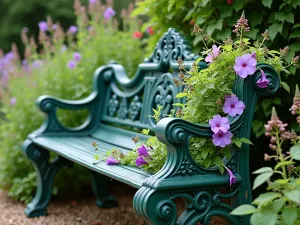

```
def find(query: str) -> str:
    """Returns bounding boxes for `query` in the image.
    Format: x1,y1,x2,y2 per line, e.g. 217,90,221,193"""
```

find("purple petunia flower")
10,97,16,106
38,21,48,32
4,52,14,62
89,0,97,4
205,45,220,63
137,145,150,157
106,156,119,165
212,131,232,147
223,94,245,117
251,52,256,59
223,165,237,186
136,156,148,167
209,114,230,134
73,52,81,61
67,60,77,69
234,53,257,78
256,69,270,89
68,25,78,34
103,7,116,20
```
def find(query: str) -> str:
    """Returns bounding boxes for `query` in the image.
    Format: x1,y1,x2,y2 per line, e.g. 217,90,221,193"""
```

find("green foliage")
231,104,300,224
0,1,144,202
133,0,300,139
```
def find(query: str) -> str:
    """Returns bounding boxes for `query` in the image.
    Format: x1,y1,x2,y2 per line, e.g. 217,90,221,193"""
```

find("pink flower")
256,69,270,88
205,45,220,63
106,156,119,165
234,53,257,78
136,156,148,167
73,52,81,61
209,114,230,134
212,131,233,147
133,31,143,39
67,60,77,69
137,145,150,157
223,94,245,117
147,27,154,35
223,165,237,186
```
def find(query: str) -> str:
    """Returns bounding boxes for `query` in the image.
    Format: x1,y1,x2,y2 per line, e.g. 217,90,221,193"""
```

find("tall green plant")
0,0,145,202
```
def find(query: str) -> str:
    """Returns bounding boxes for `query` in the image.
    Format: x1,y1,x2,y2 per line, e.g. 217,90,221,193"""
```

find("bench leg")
22,140,72,217
133,186,244,225
90,171,118,208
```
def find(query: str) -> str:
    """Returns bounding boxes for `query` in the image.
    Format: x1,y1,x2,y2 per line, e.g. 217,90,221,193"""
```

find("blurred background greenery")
0,0,133,53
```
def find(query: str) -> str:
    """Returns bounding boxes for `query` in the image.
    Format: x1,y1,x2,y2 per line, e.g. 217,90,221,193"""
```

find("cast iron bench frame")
22,28,280,225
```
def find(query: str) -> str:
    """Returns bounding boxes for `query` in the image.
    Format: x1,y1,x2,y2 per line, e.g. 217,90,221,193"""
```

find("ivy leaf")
262,0,273,8
220,6,233,19
253,171,273,189
252,192,281,206
230,205,257,215
233,0,244,11
281,82,290,93
285,190,300,204
293,23,300,29
282,208,298,225
268,23,283,40
206,19,223,34
290,146,300,160
215,28,231,40
290,30,300,39
245,28,259,39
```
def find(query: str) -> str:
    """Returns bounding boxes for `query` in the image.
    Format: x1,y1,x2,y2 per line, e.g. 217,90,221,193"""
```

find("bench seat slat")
31,136,150,188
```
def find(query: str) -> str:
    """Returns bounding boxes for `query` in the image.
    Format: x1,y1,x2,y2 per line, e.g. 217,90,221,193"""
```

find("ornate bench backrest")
94,28,203,149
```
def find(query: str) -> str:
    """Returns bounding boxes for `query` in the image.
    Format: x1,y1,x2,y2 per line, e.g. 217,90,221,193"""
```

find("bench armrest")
32,92,100,137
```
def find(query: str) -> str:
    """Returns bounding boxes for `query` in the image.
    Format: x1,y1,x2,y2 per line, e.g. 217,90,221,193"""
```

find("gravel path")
0,182,148,225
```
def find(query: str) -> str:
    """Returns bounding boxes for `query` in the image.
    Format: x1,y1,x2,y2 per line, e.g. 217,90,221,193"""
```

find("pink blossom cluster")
290,85,300,124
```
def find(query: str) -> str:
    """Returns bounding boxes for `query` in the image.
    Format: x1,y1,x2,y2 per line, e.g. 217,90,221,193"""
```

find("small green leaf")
274,179,289,184
175,93,187,98
230,204,257,215
172,103,185,107
252,192,281,206
282,208,298,225
94,154,99,160
253,171,273,189
240,138,253,145
285,190,300,204
290,146,300,160
290,30,300,39
250,209,277,225
232,138,242,148
253,167,273,174
281,82,290,93
269,23,283,40
272,198,284,212
142,129,150,135
262,0,273,8
275,161,294,171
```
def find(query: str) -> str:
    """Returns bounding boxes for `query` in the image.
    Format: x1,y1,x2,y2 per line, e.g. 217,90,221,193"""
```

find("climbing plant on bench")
94,14,298,185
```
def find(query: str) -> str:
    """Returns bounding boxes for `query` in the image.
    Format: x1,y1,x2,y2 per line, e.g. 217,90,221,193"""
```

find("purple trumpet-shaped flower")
223,165,237,186
205,45,220,63
256,69,269,88
209,114,230,134
136,156,148,167
223,95,245,117
212,131,232,148
106,156,119,165
73,52,81,61
38,21,48,32
234,53,257,78
137,145,150,157
103,7,116,20
68,25,78,34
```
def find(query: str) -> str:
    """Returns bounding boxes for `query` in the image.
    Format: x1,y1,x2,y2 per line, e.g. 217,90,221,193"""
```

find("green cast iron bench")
22,28,280,225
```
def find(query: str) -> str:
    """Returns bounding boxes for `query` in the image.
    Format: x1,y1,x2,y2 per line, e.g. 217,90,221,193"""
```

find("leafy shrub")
0,0,145,202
